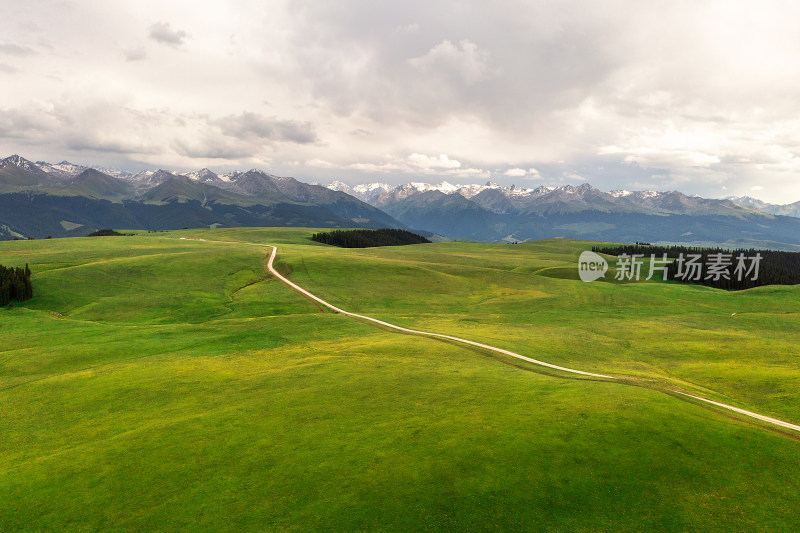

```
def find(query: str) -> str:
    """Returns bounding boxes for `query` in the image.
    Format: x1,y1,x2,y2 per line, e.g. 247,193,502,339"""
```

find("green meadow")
2,227,799,531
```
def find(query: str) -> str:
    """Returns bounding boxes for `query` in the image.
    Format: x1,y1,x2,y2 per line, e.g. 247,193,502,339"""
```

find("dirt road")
183,237,800,436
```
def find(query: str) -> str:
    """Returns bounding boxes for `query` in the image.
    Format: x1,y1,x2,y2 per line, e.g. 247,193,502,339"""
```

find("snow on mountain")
353,182,392,194
435,181,459,194
1,155,41,173
457,183,491,198
329,180,765,217
10,155,798,221
727,196,770,209
727,195,800,217
182,168,220,184
610,189,632,198
407,182,436,192
219,171,243,182
611,189,662,200
37,160,87,179
334,180,553,203
507,185,536,197
122,169,181,191
132,170,154,181
326,180,352,193
92,167,136,180
326,181,393,204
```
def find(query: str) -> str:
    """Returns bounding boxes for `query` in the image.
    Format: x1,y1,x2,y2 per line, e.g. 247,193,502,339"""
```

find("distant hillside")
326,179,800,248
0,155,404,239
727,195,800,218
58,169,135,201
5,153,800,248
379,190,505,242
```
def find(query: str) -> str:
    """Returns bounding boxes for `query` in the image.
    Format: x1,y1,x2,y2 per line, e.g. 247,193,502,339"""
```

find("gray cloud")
408,39,494,85
148,22,188,47
0,97,166,157
3,1,800,202
214,112,318,144
279,0,624,133
0,106,62,139
64,136,162,155
172,137,254,160
124,47,147,62
0,43,35,56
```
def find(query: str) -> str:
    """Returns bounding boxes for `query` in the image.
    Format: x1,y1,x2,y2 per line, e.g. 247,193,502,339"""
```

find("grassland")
2,227,799,531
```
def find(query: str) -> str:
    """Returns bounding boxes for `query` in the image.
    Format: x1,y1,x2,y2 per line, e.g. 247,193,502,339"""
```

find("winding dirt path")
182,237,800,435
264,246,616,379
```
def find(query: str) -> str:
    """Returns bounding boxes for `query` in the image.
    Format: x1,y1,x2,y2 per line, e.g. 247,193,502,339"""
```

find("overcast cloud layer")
1,0,799,202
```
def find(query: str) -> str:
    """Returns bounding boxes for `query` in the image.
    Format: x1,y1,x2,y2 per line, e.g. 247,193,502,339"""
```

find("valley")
2,228,800,530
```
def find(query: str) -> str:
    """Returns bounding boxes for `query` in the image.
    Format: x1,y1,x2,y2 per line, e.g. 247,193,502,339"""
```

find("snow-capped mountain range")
0,155,401,240
327,179,553,201
4,154,800,247
724,196,800,218
25,158,265,191
2,153,797,220
325,179,800,218
320,178,800,245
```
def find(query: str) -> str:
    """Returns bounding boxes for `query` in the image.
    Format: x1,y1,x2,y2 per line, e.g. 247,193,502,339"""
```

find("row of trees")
0,264,33,306
592,244,800,290
87,229,127,236
312,228,431,248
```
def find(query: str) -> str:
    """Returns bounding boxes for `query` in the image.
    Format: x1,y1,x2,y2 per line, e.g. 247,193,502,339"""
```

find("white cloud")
348,161,404,173
407,153,461,170
563,172,586,182
306,158,335,168
338,153,488,178
504,168,527,177
446,167,490,178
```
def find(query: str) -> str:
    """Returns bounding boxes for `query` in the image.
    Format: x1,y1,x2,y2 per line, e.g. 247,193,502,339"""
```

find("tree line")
0,264,33,306
312,228,431,248
88,229,131,236
592,244,800,290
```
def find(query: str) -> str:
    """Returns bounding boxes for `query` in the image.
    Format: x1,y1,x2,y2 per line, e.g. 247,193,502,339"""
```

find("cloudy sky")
2,0,799,202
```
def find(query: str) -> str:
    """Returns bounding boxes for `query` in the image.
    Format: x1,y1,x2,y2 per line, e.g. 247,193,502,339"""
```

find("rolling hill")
2,228,800,529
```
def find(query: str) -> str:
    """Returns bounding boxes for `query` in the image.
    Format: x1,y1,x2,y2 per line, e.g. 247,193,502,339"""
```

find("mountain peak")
37,160,88,179
326,180,352,193
183,168,220,183
436,181,459,193
1,154,39,171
